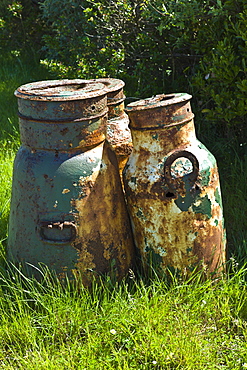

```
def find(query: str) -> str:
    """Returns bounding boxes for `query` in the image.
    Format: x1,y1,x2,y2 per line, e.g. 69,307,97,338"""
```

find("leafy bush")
0,0,45,53
191,1,247,134
1,0,246,133
39,0,247,134
40,0,208,96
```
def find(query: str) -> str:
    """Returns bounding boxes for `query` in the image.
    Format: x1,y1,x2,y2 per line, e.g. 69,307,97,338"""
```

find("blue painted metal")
7,79,135,283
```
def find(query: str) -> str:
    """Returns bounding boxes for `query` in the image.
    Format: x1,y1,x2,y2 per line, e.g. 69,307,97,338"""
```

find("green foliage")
40,0,207,95
1,0,246,130
0,0,46,53
40,0,126,78
39,0,198,90
39,0,247,132
192,1,247,131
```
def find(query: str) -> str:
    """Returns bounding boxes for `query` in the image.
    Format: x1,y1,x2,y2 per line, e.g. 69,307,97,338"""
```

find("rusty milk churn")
98,78,133,180
123,93,226,276
7,79,135,283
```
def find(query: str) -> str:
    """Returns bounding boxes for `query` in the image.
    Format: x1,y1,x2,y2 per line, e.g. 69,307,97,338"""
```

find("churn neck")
15,79,108,151
125,93,194,130
125,93,196,152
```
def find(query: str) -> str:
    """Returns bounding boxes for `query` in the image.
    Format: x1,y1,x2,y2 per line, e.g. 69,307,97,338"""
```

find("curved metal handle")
164,150,199,191
39,221,77,245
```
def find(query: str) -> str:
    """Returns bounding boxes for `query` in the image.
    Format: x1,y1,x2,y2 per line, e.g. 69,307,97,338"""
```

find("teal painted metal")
124,93,226,277
7,79,135,283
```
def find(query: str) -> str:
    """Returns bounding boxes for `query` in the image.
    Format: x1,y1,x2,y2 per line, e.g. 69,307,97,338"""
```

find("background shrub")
1,1,246,135
0,0,45,53
38,0,247,136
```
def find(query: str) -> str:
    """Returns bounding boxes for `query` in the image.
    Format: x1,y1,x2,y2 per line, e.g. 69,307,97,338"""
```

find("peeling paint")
97,78,133,184
8,79,135,284
124,93,226,276
192,195,212,219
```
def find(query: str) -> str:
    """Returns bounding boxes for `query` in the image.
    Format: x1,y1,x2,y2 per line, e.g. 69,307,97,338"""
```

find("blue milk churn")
123,93,226,277
7,79,135,283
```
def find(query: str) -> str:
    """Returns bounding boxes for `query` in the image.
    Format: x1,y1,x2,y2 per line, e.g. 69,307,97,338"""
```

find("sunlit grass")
0,142,16,252
0,262,247,369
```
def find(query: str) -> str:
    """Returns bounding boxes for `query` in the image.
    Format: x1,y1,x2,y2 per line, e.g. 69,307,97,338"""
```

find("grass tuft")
0,259,247,369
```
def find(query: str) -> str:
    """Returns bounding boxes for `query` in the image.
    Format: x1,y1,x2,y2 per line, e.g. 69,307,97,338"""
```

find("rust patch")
72,142,135,285
101,78,132,185
126,94,194,130
124,93,226,276
60,127,69,136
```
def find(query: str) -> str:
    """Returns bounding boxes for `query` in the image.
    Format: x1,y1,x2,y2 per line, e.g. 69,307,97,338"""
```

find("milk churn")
123,93,226,277
7,79,135,283
98,78,133,180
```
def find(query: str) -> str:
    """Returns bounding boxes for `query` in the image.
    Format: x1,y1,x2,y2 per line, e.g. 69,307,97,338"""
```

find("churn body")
123,93,226,275
98,78,133,179
7,79,135,283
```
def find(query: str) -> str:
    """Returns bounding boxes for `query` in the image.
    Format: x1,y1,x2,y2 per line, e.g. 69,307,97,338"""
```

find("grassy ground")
0,51,247,369
0,264,247,369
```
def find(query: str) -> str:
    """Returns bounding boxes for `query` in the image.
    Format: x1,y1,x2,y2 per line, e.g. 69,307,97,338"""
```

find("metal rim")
15,79,108,101
125,93,192,112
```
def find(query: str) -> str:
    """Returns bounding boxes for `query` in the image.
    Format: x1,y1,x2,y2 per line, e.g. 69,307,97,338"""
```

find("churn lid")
125,93,194,129
15,79,108,121
15,79,107,101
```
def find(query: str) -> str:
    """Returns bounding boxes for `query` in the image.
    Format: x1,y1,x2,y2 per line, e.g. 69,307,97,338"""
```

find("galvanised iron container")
124,93,226,277
98,78,133,180
7,79,135,283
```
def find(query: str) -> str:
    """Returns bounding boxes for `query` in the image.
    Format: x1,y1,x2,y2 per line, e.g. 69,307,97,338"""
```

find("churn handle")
39,221,77,245
164,150,199,189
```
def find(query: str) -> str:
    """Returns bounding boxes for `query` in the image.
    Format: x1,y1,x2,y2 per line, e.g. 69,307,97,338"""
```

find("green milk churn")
7,79,135,283
123,93,226,277
98,78,133,181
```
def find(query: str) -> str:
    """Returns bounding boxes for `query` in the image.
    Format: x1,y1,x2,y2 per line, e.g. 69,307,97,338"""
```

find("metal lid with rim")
125,93,194,129
15,79,107,101
15,79,108,121
96,78,125,105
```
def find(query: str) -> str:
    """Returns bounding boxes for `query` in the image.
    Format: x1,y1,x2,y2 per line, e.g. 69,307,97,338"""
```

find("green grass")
0,263,247,370
0,50,247,369
0,144,15,250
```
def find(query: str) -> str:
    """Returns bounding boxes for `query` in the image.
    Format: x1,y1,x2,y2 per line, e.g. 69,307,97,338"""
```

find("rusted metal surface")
124,93,226,277
97,78,133,180
8,79,135,283
97,78,126,118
